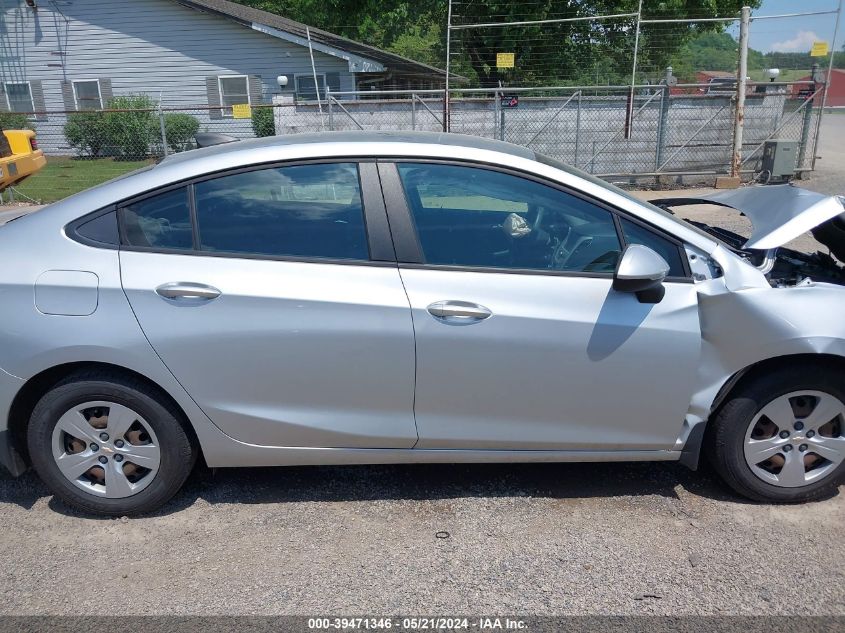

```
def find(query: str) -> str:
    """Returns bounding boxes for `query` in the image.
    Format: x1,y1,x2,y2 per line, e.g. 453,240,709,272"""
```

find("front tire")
706,364,845,503
27,372,196,516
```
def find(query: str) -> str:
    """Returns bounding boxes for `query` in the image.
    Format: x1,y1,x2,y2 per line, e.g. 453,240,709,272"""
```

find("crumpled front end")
681,276,845,452
653,185,845,288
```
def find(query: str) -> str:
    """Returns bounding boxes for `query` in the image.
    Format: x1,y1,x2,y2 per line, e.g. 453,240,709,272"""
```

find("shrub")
252,106,275,137
103,95,157,159
64,112,108,157
163,113,200,152
0,112,34,131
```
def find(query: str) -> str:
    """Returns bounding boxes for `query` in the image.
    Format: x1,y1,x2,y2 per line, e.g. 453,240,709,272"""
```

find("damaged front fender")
678,277,845,463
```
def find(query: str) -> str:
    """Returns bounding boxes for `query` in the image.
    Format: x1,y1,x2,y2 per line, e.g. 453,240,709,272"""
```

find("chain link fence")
2,0,838,205
2,76,823,205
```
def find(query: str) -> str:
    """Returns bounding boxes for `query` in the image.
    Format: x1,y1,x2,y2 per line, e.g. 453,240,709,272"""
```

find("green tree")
234,0,761,87
64,112,108,157
0,112,34,131
104,95,157,159
251,105,275,137
163,113,200,152
668,32,765,82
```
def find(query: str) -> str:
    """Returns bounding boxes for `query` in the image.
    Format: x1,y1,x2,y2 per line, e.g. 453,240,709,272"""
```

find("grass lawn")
14,156,154,203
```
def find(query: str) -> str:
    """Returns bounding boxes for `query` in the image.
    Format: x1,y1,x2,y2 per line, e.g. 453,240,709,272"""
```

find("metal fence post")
327,88,334,130
444,0,453,132
411,93,416,130
625,0,644,140
730,6,750,178
797,64,817,170
655,67,672,172
812,0,842,170
494,89,501,140
158,93,168,157
574,92,582,168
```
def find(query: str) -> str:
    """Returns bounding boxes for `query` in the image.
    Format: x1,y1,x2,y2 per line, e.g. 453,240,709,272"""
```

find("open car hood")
652,184,845,251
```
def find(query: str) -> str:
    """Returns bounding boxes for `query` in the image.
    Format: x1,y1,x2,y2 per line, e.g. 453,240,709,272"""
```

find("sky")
744,0,843,53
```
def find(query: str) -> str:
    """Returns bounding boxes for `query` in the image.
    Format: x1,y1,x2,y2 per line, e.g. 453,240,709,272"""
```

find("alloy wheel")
744,390,845,488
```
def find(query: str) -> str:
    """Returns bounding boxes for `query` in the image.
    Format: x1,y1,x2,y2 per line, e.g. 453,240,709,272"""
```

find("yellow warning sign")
496,52,515,69
810,41,829,57
232,103,252,119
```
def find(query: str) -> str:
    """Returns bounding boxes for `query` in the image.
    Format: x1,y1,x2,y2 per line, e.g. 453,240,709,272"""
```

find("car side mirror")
612,244,670,304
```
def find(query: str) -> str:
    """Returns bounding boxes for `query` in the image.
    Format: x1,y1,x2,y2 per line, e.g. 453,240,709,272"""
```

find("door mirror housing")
612,244,670,304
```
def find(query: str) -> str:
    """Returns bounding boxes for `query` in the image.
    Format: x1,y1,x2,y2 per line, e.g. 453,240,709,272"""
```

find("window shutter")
30,80,47,121
99,78,113,108
0,84,7,113
206,76,222,120
60,81,76,111
248,75,263,105
326,72,341,96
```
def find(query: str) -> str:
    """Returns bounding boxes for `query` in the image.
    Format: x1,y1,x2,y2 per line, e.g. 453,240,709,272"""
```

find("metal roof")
173,0,450,79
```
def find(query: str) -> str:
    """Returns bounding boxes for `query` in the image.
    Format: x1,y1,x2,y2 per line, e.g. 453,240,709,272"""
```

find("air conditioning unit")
761,139,798,183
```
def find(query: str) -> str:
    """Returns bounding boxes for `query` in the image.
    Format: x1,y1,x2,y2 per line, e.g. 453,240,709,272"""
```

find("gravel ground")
1,462,843,615
1,117,843,617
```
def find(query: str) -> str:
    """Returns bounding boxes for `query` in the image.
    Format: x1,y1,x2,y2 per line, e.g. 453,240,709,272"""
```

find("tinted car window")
76,210,119,245
619,217,687,277
121,187,193,250
397,163,622,273
194,163,369,260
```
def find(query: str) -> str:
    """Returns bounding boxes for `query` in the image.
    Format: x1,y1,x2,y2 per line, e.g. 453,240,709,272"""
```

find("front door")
384,161,701,451
119,161,417,448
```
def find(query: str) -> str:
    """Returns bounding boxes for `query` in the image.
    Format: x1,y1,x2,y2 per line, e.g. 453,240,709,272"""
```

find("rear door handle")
155,282,221,302
427,300,492,323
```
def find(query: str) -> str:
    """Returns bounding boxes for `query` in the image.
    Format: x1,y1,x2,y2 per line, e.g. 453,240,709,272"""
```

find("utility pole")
812,0,843,170
443,0,453,132
625,0,644,140
730,6,751,179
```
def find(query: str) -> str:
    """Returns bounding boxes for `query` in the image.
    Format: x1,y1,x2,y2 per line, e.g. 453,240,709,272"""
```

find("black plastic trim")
358,162,396,262
376,162,425,264
65,206,120,250
679,422,707,471
396,261,692,283
117,244,397,268
188,183,201,251
616,213,692,279
0,429,27,478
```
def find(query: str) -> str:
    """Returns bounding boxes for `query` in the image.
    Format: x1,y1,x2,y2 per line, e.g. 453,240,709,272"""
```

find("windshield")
534,153,725,246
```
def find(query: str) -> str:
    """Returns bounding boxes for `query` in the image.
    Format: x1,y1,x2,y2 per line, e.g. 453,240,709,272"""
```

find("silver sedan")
0,131,843,516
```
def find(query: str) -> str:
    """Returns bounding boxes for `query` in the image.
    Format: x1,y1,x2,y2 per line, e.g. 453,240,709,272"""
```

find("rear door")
119,161,418,448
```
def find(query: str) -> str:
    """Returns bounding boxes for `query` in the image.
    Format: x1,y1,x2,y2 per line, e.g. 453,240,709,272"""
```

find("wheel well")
682,353,845,471
7,361,200,468
711,353,845,416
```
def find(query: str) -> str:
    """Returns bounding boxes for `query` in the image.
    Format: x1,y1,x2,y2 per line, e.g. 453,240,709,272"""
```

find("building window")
218,75,250,116
4,82,34,113
295,74,326,101
73,80,103,110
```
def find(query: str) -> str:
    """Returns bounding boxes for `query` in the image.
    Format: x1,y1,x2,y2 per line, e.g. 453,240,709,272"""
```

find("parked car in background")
0,131,842,516
0,129,46,192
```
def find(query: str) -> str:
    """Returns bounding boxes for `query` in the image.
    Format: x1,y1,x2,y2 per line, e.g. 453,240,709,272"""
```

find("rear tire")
705,363,845,503
27,372,196,516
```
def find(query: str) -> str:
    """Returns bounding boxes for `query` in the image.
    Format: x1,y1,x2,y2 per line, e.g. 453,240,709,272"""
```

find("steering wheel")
550,239,572,270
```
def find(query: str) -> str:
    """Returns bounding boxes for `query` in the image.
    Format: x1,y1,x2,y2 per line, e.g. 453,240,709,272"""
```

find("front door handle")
155,282,221,302
427,300,492,323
